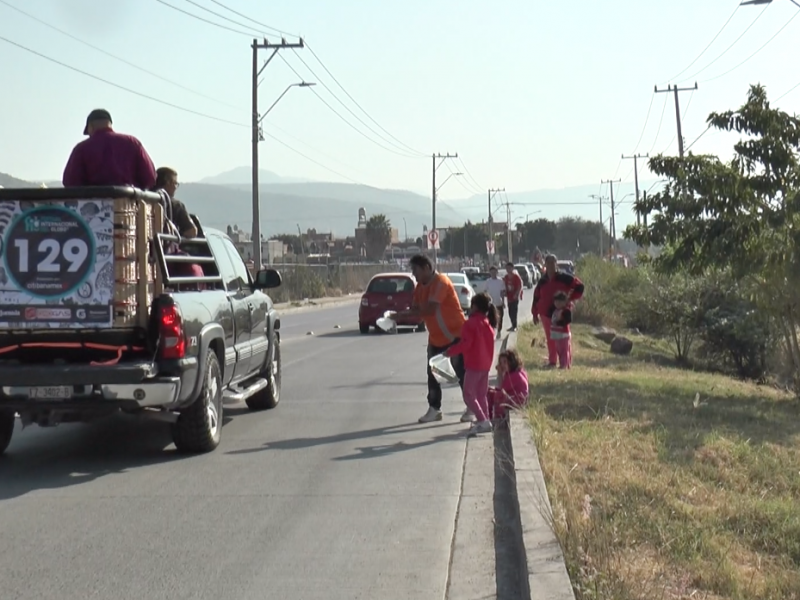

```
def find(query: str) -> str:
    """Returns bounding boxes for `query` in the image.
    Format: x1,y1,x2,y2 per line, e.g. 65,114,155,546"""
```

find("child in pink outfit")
488,349,529,419
550,291,573,369
446,292,497,436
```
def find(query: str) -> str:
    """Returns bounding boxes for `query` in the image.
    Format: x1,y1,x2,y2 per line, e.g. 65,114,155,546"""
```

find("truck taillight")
461,287,469,295
361,297,369,306
159,304,186,359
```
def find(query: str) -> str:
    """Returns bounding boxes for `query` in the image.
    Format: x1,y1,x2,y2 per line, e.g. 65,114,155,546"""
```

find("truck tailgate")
0,360,156,386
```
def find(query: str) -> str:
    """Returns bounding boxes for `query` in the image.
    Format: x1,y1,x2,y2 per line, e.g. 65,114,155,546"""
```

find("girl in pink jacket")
447,293,497,436
488,349,529,420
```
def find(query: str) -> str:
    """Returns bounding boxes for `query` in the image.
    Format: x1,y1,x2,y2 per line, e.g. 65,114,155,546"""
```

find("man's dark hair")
156,166,178,188
505,261,514,268
409,254,433,270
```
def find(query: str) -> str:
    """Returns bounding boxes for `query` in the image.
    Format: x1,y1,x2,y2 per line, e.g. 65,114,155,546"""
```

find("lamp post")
252,81,315,269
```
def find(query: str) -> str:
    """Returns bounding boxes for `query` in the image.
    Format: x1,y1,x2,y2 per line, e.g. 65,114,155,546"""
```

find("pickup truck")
0,186,283,455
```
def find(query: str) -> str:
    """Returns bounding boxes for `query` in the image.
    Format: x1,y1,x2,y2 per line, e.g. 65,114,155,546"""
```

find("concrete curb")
501,331,576,600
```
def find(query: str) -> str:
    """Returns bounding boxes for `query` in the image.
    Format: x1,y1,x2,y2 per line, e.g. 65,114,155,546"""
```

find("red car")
359,273,426,334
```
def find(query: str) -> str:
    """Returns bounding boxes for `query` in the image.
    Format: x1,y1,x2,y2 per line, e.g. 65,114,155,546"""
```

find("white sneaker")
467,420,493,436
418,407,443,423
460,409,475,423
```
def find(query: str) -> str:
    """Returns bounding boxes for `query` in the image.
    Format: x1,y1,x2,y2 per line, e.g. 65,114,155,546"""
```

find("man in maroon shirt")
502,262,524,332
62,109,156,190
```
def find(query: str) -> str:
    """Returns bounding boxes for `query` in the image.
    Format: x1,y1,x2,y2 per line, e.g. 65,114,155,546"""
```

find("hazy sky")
1,0,799,211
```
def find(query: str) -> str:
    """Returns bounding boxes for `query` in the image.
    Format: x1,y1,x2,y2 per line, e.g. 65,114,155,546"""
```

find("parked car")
461,266,480,275
525,262,540,284
465,271,491,294
557,260,575,275
445,272,475,312
0,185,283,456
514,264,535,289
359,273,424,334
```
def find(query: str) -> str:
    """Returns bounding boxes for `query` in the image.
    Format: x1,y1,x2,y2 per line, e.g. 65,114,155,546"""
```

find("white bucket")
429,354,458,385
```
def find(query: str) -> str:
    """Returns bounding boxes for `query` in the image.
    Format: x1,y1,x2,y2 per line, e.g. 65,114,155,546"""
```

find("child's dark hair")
471,292,498,328
499,349,522,372
554,291,568,301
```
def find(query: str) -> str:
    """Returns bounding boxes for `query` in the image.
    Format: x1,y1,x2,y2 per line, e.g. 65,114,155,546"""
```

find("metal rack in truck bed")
0,186,283,455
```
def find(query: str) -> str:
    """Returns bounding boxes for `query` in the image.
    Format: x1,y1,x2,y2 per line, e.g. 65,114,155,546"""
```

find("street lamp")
741,0,800,7
252,81,316,269
436,172,463,193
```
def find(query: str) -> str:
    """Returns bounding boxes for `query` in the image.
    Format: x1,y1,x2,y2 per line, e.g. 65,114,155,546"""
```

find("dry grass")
519,323,800,600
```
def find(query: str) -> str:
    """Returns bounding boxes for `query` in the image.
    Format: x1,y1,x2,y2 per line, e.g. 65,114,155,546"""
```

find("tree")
365,214,392,261
625,84,800,388
447,221,489,258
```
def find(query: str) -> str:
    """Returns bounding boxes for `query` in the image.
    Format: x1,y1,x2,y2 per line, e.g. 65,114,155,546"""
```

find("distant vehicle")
461,266,480,275
445,272,475,313
359,273,424,334
525,262,540,284
557,260,575,275
465,271,491,294
514,264,534,289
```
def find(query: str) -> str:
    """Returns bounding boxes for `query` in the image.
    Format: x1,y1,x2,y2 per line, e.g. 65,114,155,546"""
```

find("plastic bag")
429,353,458,384
376,310,397,333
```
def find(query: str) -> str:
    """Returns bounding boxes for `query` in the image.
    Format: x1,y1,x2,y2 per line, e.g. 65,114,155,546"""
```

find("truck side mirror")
254,268,282,289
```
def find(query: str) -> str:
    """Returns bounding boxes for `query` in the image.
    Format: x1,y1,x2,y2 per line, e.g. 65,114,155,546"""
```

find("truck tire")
172,351,223,453
0,409,14,456
246,334,281,411
359,323,370,334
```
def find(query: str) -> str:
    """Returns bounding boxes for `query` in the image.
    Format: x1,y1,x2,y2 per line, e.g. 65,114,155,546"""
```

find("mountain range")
1,168,657,240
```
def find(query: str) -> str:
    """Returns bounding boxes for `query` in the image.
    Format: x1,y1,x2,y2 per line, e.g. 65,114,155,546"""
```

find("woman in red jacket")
532,255,584,367
447,293,497,436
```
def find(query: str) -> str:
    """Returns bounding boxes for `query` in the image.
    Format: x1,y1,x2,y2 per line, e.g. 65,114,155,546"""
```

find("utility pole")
589,194,605,256
622,153,649,226
654,83,697,158
600,179,621,255
487,188,504,258
252,37,304,269
431,152,458,266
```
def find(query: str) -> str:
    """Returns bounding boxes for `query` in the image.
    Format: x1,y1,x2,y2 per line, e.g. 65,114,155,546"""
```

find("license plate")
28,386,72,400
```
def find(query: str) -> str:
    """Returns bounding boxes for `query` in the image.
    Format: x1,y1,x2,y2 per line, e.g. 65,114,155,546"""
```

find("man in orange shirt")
396,254,467,423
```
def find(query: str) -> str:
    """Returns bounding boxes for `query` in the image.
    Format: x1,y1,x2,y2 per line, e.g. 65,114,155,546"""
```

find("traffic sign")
428,229,440,249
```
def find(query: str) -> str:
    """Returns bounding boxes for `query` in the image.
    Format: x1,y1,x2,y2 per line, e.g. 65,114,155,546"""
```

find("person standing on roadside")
484,266,506,336
394,254,468,423
503,262,524,331
532,254,585,367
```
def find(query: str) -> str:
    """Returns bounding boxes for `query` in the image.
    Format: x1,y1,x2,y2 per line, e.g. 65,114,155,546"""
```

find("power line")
701,9,800,83
288,49,423,158
685,125,712,152
665,2,741,83
206,0,298,38
0,33,248,127
180,0,265,36
277,53,421,159
678,2,771,84
0,0,244,111
777,78,800,102
648,94,669,154
455,156,484,193
633,93,655,153
305,42,426,157
153,0,255,36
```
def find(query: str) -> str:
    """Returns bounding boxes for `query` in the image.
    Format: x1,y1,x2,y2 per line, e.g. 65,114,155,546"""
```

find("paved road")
0,294,533,600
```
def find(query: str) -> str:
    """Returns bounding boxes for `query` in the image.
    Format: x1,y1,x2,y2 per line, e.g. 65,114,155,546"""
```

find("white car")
445,272,475,313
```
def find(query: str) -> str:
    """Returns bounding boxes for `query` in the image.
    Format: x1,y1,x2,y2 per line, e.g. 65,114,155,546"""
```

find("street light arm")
258,82,315,124
436,172,463,193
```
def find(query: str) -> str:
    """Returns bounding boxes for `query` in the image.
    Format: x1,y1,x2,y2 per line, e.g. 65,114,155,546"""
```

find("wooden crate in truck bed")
0,186,165,332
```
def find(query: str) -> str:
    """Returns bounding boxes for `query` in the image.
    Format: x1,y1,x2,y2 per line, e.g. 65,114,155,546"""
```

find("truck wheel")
359,323,370,334
0,409,14,456
246,334,281,411
172,351,223,453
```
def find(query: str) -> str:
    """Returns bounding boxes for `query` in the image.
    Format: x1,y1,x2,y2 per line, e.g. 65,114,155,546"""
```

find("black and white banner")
0,199,114,328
